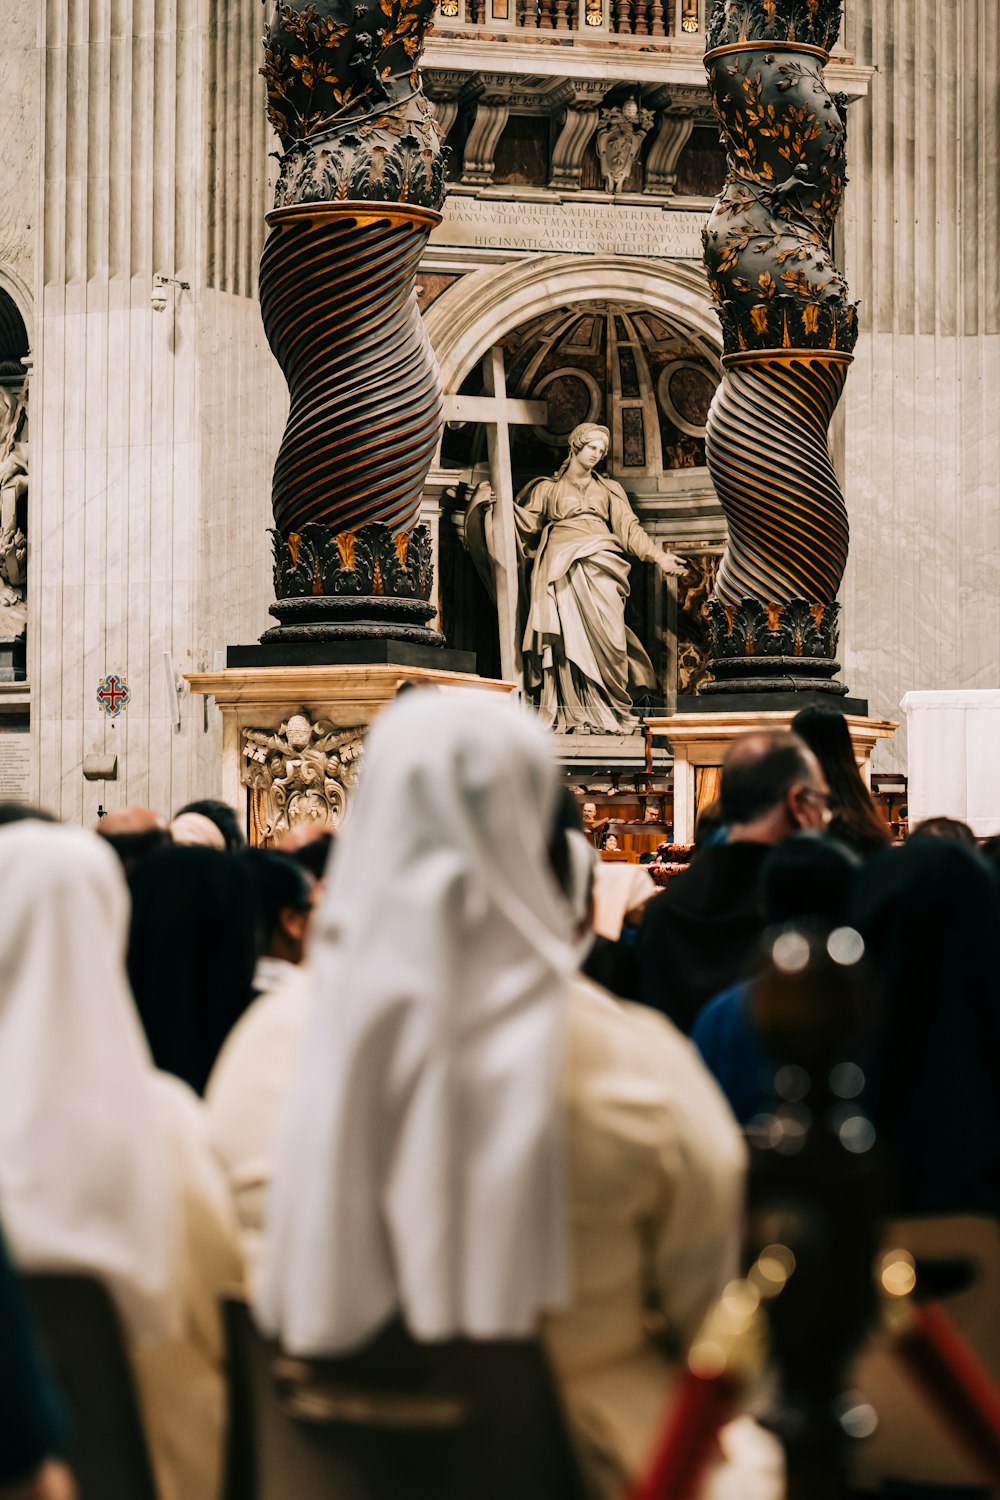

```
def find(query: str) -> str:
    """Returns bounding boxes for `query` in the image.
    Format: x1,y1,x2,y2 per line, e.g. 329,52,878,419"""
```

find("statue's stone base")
185,657,514,845
646,708,898,845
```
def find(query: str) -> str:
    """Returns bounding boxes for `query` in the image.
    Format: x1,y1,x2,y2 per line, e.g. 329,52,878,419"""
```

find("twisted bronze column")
259,0,446,643
701,0,858,693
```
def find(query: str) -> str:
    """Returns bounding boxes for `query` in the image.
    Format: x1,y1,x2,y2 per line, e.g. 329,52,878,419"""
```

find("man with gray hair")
638,730,832,1032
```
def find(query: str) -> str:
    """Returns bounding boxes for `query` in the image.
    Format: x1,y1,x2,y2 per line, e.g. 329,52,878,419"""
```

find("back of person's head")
98,806,172,873
720,731,820,829
169,809,226,849
759,832,860,926
127,846,258,1094
910,815,978,849
791,706,890,855
242,848,315,964
279,824,335,881
174,797,245,852
0,802,57,825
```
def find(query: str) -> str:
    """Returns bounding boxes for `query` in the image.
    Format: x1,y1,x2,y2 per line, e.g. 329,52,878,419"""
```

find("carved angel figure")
466,423,685,734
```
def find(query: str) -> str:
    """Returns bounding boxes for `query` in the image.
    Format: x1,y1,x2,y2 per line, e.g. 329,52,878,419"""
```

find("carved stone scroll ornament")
259,0,447,643
700,0,857,693
241,712,365,846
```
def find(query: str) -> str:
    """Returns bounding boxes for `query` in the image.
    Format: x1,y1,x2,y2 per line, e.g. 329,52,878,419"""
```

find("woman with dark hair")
128,847,258,1095
790,705,890,857
848,838,1000,1216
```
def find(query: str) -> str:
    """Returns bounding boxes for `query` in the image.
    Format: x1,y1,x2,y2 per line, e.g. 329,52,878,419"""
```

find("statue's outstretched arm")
606,482,686,576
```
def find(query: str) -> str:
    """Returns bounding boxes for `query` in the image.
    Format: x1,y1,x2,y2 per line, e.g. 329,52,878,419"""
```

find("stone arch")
0,269,32,365
423,253,720,392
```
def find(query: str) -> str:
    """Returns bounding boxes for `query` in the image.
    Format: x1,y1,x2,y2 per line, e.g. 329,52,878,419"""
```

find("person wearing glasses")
638,731,833,1033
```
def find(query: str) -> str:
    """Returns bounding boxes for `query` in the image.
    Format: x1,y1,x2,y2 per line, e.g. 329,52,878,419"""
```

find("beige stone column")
31,0,284,822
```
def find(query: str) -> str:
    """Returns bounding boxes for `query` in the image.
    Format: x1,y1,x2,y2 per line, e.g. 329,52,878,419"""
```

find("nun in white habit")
0,822,241,1500
257,693,782,1500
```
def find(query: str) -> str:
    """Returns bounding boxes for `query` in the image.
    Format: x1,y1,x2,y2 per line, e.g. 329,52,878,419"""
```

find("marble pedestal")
646,708,898,845
185,661,514,844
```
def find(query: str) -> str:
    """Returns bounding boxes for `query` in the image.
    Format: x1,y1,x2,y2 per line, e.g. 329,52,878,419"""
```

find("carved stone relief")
0,385,28,648
241,711,365,846
595,97,654,194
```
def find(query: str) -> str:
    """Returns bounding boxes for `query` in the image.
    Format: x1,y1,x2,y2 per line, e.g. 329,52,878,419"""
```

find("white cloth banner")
902,689,1000,836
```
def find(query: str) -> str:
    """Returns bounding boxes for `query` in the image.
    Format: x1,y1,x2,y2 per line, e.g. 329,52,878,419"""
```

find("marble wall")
0,0,36,318
30,0,284,821
840,0,1000,769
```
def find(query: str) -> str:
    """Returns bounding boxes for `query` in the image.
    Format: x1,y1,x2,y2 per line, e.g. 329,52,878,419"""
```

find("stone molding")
423,252,721,392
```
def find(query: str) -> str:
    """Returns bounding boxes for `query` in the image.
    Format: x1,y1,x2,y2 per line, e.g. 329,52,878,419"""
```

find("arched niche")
424,253,725,696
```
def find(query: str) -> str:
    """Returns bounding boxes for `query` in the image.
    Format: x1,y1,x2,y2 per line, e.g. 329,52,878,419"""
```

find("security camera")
151,273,190,312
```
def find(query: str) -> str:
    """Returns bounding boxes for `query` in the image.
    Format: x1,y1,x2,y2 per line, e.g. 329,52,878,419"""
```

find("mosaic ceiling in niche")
503,302,720,480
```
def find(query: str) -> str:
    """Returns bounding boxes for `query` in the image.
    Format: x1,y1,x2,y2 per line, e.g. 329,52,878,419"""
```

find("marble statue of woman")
468,423,686,734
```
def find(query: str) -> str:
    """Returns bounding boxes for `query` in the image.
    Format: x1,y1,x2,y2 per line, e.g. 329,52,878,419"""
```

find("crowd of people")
0,693,998,1500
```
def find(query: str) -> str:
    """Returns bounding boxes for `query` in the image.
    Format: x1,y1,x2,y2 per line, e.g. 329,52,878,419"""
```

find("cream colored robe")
132,1074,242,1500
517,474,665,733
545,978,783,1500
205,959,312,1283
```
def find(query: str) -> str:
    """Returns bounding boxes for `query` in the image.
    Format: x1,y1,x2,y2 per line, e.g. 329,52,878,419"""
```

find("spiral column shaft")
260,202,442,540
707,352,851,606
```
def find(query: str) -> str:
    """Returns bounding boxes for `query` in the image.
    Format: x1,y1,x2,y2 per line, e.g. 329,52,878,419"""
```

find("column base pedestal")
677,691,869,715
646,707,898,845
185,656,514,845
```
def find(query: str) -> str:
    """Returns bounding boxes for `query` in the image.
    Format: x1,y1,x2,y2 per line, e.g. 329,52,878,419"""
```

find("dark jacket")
637,841,771,1033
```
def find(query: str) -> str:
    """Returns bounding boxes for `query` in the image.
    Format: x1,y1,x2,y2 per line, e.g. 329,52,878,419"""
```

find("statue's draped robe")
515,473,662,732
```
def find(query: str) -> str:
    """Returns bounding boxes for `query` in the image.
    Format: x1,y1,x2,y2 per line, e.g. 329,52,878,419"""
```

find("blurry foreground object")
0,822,241,1500
0,1223,72,1499
257,691,777,1498
636,915,1000,1499
221,1298,587,1500
636,922,880,1500
692,833,860,1124
848,839,1000,1217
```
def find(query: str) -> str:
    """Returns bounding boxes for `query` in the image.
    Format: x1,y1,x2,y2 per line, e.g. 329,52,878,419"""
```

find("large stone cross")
442,345,546,685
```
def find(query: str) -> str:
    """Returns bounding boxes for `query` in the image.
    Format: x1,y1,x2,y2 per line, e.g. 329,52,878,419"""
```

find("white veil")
256,691,578,1354
0,822,180,1344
